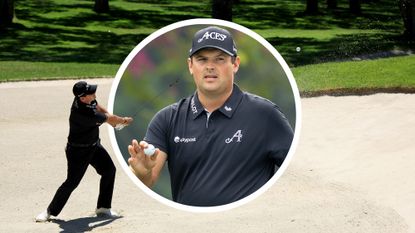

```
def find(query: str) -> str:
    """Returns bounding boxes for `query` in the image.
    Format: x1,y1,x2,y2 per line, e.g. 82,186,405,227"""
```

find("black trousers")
47,143,116,216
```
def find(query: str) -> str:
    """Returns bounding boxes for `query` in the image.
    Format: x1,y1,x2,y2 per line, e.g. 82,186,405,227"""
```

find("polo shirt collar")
190,84,243,119
190,93,205,119
219,84,243,118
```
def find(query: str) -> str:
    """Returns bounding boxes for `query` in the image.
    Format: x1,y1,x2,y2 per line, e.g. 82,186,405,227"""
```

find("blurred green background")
113,24,297,199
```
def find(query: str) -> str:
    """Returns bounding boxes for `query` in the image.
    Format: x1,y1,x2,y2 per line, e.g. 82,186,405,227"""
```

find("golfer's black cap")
189,26,237,57
72,81,97,97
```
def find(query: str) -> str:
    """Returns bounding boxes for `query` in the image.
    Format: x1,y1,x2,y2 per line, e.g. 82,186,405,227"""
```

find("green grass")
2,55,415,97
0,61,118,81
293,54,415,95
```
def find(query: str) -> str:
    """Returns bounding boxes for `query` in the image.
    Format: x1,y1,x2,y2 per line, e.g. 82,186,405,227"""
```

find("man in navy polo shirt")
128,26,294,206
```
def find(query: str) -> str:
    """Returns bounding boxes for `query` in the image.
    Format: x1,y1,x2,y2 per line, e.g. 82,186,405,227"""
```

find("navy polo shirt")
145,84,294,206
67,99,107,145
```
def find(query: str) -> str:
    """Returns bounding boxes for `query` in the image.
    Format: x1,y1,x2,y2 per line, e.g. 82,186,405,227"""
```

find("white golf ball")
144,144,156,156
296,47,301,52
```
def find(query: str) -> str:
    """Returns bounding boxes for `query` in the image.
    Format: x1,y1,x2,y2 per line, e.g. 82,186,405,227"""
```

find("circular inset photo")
108,18,301,212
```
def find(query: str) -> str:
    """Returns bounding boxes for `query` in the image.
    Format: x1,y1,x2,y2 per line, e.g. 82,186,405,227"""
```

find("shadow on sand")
51,215,122,233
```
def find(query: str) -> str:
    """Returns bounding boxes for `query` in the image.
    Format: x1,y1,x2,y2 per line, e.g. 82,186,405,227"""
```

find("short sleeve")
93,100,107,125
144,106,172,155
267,105,294,167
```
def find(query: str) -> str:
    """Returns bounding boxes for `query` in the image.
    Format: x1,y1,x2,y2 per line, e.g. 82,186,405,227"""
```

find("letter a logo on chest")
225,130,243,144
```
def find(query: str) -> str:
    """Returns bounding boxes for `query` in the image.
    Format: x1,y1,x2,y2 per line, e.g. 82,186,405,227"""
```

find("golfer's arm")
96,103,128,126
105,113,126,126
96,103,109,114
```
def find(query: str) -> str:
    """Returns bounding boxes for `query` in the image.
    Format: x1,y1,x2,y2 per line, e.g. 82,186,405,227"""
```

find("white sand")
0,79,413,232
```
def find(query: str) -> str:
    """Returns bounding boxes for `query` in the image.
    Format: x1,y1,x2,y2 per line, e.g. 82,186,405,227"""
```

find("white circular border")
108,18,302,213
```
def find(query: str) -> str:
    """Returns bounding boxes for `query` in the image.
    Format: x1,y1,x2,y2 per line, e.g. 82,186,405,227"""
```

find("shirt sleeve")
71,110,106,127
92,100,107,125
94,111,107,125
144,105,172,155
267,105,294,167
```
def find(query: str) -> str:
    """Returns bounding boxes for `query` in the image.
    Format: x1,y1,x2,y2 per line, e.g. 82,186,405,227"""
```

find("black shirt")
67,98,107,145
145,84,294,206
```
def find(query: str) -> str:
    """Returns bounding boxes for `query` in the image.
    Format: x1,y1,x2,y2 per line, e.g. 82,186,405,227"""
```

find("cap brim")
86,84,97,94
189,46,235,57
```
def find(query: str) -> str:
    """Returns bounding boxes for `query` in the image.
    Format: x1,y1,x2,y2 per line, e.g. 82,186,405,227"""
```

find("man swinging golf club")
36,81,133,222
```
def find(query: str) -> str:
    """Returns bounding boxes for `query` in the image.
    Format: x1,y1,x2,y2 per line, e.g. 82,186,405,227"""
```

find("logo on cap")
198,31,227,43
189,26,237,57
